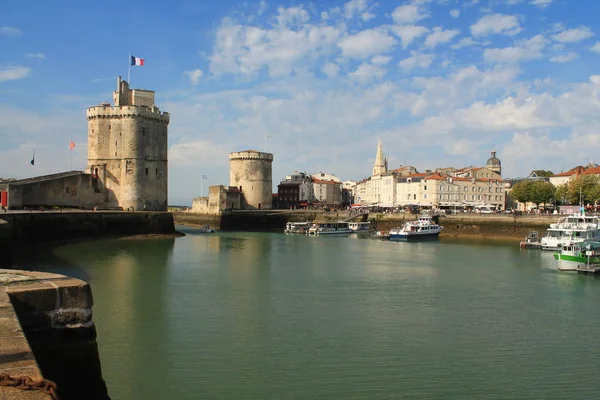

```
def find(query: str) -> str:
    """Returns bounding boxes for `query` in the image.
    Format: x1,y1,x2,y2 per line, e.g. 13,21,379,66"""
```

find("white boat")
198,225,215,233
388,215,443,241
348,221,372,233
554,241,600,271
307,221,353,235
540,214,600,251
284,222,311,234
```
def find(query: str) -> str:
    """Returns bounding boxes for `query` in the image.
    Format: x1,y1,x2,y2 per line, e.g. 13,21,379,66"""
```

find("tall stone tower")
229,150,273,210
486,149,502,176
86,77,170,211
372,140,388,176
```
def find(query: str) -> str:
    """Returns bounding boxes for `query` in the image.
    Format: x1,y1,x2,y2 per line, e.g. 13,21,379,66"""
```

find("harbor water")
18,227,600,399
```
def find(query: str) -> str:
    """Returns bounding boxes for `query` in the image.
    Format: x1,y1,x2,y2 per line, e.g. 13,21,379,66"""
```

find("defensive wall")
0,269,109,399
0,211,176,242
175,211,554,238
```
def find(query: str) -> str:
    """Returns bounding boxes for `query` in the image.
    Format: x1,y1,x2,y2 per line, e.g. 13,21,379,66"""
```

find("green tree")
557,175,600,205
509,180,534,203
529,181,555,207
531,170,554,177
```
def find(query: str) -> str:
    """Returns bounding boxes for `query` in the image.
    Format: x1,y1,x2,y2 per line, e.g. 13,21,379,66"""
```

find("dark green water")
18,227,600,400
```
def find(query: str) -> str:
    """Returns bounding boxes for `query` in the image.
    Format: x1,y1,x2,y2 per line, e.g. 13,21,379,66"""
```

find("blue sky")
3,0,600,205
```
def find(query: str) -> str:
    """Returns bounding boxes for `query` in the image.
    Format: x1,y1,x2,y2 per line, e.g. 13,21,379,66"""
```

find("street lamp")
201,175,207,198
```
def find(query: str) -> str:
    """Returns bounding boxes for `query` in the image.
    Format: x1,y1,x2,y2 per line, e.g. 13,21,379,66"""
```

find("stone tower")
372,140,388,176
486,149,502,176
229,150,273,210
86,77,170,211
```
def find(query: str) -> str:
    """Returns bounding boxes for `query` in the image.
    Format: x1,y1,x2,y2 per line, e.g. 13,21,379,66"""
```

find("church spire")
372,140,387,176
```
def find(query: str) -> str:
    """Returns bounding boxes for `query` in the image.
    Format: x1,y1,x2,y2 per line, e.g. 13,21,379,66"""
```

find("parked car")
505,208,513,214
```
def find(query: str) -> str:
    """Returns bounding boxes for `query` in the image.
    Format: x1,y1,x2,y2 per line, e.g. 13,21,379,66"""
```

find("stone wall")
1,269,110,399
2,211,175,242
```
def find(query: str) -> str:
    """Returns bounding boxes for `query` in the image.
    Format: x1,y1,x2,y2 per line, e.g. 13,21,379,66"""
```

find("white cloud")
530,0,552,8
209,16,341,77
449,9,460,18
423,27,460,49
549,52,577,63
391,4,429,24
483,34,548,63
0,26,21,37
348,63,386,84
338,29,397,59
470,14,523,37
551,26,594,43
26,53,46,59
361,11,375,22
321,62,340,78
344,0,369,19
184,69,204,85
0,66,31,83
590,76,600,84
391,25,429,48
451,37,478,49
275,6,310,27
398,52,435,71
371,55,391,65
590,42,600,53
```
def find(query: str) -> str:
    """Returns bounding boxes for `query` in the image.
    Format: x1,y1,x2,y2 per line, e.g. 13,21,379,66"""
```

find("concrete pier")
0,270,110,400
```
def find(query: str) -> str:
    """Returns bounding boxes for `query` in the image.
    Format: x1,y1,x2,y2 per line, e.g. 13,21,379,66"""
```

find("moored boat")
284,222,311,234
388,215,443,241
198,225,215,233
348,221,372,233
307,221,352,235
540,214,600,251
520,231,541,249
553,241,600,271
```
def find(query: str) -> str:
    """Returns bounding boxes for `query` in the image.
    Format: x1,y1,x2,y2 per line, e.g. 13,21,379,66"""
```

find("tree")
556,175,600,205
509,180,534,203
510,180,556,208
529,181,555,207
0,177,16,182
531,170,554,177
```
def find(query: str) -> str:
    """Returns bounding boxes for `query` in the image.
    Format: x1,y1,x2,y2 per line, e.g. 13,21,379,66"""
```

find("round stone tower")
229,150,273,210
486,150,502,176
87,77,170,211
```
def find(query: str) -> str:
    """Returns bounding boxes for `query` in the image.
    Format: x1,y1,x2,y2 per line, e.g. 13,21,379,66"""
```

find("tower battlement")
86,105,170,122
229,151,274,162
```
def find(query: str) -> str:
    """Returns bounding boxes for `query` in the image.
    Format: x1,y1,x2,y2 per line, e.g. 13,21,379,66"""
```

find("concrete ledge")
0,272,50,399
1,269,109,400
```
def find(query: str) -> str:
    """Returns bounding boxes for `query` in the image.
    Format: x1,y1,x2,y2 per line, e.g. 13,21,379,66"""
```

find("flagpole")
128,52,131,84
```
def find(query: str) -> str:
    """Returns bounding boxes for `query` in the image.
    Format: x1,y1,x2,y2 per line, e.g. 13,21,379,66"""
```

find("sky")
2,0,600,205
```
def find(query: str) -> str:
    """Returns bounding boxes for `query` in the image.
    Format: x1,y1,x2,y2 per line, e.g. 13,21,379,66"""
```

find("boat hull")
310,229,353,235
389,232,440,241
553,253,600,271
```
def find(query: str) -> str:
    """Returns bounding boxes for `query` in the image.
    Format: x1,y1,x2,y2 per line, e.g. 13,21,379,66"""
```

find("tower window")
109,124,111,130
115,152,117,156
115,141,118,146
145,168,148,175
155,168,158,175
142,127,146,136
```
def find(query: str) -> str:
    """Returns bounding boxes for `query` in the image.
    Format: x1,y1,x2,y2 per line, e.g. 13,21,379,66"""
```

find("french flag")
130,56,145,66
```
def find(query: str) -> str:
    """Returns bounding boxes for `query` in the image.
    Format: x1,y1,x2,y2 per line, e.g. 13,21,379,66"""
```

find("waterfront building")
549,165,600,187
352,142,505,210
312,178,342,206
277,171,313,209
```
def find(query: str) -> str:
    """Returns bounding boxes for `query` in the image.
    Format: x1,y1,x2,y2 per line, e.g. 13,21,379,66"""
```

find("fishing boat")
198,225,215,233
284,222,311,234
307,221,352,235
540,214,600,251
553,241,600,271
388,215,443,241
348,221,372,233
520,231,541,249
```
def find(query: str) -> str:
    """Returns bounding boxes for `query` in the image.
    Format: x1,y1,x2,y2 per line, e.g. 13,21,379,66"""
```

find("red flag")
69,141,75,150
